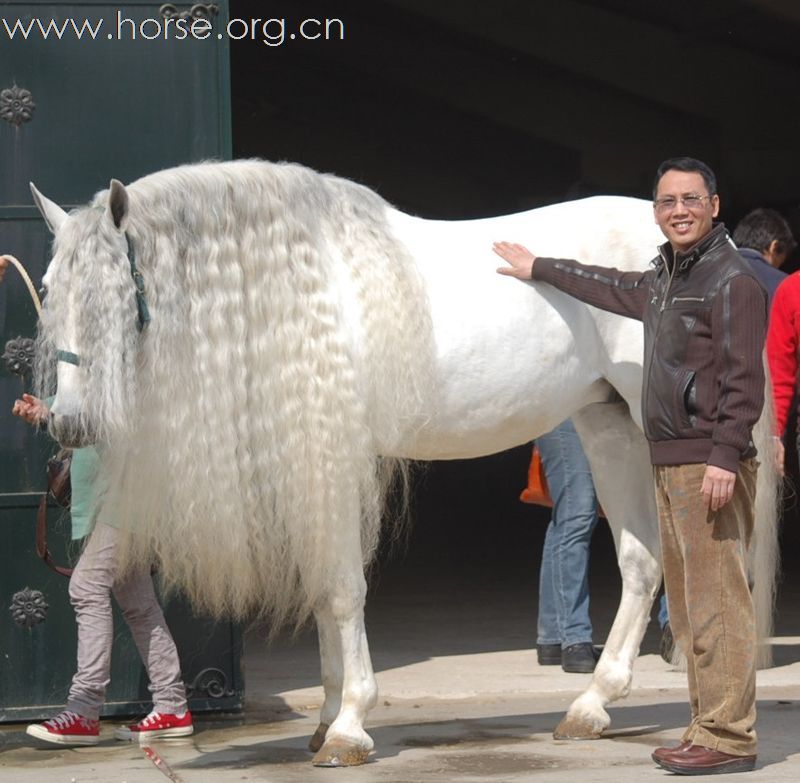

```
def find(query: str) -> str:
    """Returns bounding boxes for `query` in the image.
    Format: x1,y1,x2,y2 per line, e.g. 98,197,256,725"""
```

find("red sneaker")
26,710,100,746
114,710,193,741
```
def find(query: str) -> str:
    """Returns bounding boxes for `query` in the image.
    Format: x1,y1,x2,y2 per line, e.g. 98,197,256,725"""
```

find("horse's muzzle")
49,414,97,449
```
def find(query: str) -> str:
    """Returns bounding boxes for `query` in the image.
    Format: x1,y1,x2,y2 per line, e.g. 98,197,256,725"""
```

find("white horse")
30,160,778,767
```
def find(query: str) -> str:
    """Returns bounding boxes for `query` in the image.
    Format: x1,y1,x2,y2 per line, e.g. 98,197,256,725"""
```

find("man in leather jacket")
493,157,767,776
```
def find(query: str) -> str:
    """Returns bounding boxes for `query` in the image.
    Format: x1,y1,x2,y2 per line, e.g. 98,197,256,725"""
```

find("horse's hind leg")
310,563,378,766
554,401,662,739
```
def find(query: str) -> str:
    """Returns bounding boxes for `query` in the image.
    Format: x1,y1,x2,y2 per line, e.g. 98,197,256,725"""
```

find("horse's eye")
38,286,47,301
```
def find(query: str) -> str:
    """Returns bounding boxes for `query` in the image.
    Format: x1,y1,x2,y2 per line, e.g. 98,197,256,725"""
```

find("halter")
128,234,151,333
56,232,150,367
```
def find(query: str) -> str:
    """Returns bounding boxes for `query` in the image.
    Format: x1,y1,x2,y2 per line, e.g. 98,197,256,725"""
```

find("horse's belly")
384,317,613,460
397,376,615,460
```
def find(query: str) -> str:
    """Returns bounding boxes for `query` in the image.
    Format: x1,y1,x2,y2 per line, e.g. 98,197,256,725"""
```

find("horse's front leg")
308,606,343,753
310,565,378,767
554,402,662,739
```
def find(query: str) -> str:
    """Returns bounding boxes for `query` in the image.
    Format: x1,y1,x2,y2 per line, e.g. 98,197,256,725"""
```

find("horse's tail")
750,356,781,668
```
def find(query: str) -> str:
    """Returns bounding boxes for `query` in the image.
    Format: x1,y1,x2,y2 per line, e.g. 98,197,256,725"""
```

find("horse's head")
32,180,141,447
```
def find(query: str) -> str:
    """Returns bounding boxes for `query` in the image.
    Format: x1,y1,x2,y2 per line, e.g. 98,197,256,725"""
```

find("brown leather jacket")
532,224,768,473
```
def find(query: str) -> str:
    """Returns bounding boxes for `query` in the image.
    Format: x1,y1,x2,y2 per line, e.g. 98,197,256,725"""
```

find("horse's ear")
106,179,129,231
30,183,67,234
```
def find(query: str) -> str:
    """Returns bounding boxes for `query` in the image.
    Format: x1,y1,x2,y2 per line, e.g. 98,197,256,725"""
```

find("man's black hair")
653,157,718,199
733,208,797,255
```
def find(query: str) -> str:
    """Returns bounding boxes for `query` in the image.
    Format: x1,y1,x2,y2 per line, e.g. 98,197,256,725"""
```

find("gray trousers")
66,523,188,720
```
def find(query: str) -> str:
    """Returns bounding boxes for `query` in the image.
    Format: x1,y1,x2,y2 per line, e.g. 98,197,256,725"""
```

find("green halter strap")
56,230,150,367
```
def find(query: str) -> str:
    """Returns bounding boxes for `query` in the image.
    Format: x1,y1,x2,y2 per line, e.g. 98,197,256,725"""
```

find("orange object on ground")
519,445,605,517
519,445,552,506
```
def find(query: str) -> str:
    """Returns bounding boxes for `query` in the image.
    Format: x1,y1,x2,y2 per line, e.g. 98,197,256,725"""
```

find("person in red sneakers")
9,389,193,747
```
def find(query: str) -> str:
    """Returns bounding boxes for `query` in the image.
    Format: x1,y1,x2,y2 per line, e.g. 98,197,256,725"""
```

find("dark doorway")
229,0,800,644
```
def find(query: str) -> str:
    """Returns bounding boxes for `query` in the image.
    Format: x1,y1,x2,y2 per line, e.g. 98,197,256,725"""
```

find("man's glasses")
653,195,714,213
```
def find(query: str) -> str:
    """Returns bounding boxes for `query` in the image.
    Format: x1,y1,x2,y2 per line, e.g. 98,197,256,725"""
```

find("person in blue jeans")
657,593,675,663
535,418,600,673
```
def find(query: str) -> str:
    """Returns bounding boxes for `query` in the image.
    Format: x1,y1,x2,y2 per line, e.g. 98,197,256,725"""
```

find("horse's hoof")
308,722,329,753
312,738,370,767
553,715,604,740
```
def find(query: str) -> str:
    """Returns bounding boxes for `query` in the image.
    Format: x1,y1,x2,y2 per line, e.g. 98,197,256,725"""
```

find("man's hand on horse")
701,464,736,511
12,393,50,426
0,255,9,283
493,241,537,280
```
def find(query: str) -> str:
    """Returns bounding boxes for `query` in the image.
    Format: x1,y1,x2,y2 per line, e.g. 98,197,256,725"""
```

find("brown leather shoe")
652,740,692,763
654,743,756,775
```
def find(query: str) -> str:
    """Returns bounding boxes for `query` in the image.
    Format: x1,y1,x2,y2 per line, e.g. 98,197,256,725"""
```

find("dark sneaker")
536,644,561,665
115,710,193,742
561,642,600,673
26,710,100,746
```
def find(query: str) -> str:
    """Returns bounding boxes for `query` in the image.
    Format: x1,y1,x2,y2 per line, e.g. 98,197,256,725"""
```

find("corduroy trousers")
654,460,758,757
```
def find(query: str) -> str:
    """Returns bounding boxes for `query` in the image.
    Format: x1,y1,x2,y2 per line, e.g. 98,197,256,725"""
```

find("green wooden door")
0,0,241,720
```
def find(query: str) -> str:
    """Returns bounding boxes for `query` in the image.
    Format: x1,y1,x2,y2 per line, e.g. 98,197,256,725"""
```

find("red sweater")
766,272,800,437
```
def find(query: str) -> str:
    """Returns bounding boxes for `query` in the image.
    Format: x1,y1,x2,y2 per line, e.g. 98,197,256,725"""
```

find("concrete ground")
1,565,799,783
2,452,800,781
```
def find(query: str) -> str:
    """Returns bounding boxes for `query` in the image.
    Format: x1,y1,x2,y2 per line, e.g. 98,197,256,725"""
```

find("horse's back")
388,196,659,273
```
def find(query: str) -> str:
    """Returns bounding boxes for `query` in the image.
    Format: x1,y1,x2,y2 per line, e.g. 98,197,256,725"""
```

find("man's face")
653,170,719,253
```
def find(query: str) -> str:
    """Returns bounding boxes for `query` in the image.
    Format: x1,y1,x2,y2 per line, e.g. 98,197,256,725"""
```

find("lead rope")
0,254,42,314
1,254,73,576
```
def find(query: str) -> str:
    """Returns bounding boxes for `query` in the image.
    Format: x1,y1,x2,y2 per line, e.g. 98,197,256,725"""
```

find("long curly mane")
36,160,436,624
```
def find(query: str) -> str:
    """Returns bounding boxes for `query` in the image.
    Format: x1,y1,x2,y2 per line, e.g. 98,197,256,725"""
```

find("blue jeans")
536,419,599,648
658,593,669,629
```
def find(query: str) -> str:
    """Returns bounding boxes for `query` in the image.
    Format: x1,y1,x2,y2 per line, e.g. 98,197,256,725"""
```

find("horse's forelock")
36,205,138,439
